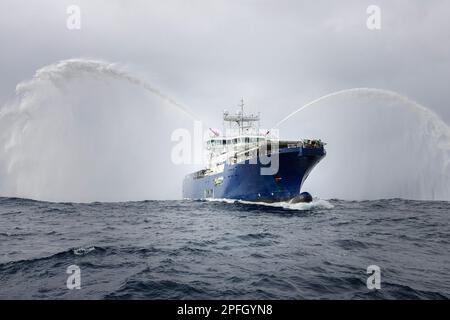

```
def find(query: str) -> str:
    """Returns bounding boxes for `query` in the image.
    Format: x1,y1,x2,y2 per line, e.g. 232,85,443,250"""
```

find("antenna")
240,98,244,135
223,99,260,137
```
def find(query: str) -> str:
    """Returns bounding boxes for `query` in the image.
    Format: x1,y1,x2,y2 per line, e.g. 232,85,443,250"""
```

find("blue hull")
182,146,325,202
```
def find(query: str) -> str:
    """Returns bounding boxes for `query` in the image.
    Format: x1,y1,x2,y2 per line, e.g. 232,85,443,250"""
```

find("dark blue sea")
0,197,449,299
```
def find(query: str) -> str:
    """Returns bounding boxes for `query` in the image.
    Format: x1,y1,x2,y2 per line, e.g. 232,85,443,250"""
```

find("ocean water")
0,197,449,300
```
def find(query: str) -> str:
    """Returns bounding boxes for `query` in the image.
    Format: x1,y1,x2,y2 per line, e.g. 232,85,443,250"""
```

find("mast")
240,98,244,135
223,99,260,137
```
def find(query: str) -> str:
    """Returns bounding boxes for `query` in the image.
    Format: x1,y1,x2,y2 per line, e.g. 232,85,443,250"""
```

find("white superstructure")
205,100,270,174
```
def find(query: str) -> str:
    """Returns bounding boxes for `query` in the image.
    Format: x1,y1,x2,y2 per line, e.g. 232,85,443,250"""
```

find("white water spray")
14,59,199,121
276,88,448,130
0,59,198,202
206,198,334,211
2,63,449,202
276,88,450,200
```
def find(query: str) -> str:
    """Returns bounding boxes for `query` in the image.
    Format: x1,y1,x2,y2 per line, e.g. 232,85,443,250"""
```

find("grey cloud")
0,0,449,126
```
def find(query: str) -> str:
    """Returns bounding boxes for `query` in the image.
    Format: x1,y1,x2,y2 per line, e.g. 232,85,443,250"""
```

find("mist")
279,89,450,200
0,59,198,202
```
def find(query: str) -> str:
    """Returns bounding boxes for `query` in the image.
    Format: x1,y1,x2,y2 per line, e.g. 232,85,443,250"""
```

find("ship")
182,100,326,203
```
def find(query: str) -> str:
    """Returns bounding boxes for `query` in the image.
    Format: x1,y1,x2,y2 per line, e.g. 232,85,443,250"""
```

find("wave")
205,197,334,211
72,246,97,256
0,246,106,270
106,278,207,300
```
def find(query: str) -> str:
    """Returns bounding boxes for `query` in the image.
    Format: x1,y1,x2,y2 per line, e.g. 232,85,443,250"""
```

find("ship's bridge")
205,99,313,170
206,136,266,147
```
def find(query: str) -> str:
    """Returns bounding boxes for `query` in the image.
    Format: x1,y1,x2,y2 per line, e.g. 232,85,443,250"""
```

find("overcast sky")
1,0,449,127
